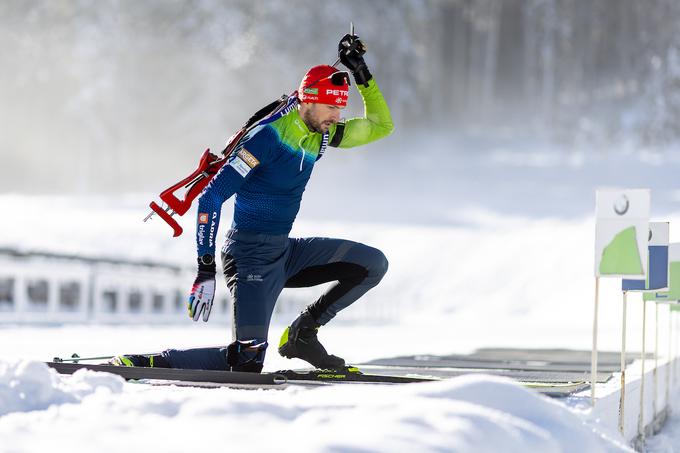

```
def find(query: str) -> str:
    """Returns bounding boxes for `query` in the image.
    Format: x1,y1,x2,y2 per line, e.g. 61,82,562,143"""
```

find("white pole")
592,276,600,405
671,309,680,387
638,299,647,441
676,309,680,386
619,291,628,435
667,304,671,413
671,311,680,387
674,309,677,385
654,303,659,421
673,309,677,384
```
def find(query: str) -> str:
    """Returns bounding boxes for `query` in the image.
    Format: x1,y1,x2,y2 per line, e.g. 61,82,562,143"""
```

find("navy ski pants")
163,229,388,369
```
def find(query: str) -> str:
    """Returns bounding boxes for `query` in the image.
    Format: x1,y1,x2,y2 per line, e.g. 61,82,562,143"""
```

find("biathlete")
113,33,393,372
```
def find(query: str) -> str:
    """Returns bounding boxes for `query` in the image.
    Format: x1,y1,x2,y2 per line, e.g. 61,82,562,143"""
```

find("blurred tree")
2,0,680,193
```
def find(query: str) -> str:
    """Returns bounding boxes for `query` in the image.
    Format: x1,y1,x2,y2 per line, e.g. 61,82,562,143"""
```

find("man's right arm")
190,160,248,323
189,122,274,323
195,163,244,257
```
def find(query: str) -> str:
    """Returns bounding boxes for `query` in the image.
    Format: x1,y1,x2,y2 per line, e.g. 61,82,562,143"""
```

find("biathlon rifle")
143,96,292,237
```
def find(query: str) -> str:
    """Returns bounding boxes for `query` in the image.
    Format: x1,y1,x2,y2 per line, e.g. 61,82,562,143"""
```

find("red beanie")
298,65,349,107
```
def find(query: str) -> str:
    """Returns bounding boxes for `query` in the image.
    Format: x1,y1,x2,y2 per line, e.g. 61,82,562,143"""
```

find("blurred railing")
0,248,232,324
0,248,398,325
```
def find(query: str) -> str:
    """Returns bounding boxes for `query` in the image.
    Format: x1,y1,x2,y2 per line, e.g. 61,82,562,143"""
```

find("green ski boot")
278,311,345,369
108,354,169,368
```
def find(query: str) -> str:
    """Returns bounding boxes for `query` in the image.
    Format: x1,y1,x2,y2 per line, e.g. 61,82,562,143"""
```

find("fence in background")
0,248,398,325
0,248,231,324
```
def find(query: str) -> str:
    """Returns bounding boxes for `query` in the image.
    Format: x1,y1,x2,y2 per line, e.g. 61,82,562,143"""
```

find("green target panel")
599,226,643,275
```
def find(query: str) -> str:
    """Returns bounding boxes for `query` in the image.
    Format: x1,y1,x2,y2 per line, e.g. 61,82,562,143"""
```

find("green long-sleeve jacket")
196,78,394,255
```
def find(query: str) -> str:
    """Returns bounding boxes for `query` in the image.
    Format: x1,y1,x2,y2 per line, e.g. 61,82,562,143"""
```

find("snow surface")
1,168,680,451
0,193,676,356
647,385,680,452
0,358,631,453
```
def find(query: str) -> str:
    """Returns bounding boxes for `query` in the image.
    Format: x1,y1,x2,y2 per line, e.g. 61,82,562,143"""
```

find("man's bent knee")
363,246,388,281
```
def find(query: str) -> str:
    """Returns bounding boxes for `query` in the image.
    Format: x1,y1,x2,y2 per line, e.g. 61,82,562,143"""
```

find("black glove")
338,34,372,87
188,255,217,322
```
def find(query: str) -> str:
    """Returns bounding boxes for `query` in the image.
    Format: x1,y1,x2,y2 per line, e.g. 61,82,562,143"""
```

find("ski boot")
109,354,170,368
278,311,345,369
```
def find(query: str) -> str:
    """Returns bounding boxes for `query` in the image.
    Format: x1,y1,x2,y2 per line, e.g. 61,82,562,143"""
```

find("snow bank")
0,359,123,417
0,360,631,453
645,385,680,452
280,374,631,453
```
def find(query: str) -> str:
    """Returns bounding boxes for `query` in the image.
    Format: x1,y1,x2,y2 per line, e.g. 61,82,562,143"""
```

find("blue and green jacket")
196,79,394,256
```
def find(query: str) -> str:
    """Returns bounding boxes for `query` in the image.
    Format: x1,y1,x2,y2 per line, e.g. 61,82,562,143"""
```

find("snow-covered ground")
647,385,680,452
0,358,632,453
3,145,680,451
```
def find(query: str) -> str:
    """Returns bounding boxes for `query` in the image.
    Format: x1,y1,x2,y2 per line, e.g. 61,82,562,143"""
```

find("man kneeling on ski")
113,33,393,372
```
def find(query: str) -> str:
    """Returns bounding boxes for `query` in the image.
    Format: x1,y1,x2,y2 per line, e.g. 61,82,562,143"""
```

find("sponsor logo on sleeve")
229,156,252,177
198,225,206,246
237,149,260,168
198,213,209,224
208,212,217,247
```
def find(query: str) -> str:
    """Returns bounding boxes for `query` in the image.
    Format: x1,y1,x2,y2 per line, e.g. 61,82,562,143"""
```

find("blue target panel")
622,245,669,291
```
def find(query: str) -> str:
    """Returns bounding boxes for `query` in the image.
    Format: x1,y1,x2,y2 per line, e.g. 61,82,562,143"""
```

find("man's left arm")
330,33,394,149
329,79,394,149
